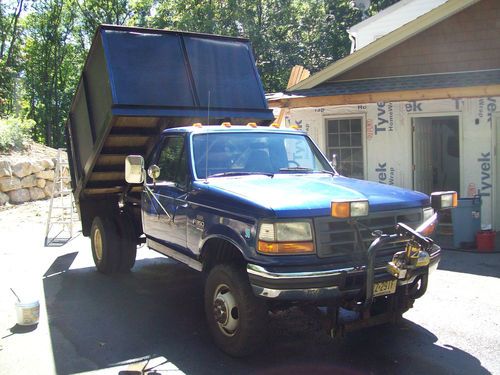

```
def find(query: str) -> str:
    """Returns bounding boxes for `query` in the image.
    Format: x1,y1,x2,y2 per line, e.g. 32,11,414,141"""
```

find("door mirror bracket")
148,165,161,186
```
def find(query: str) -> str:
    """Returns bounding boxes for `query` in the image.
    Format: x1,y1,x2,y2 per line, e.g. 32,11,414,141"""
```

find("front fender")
200,223,252,260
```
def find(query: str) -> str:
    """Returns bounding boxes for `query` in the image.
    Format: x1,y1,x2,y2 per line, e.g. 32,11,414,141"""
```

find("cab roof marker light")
247,122,257,128
221,122,232,128
290,125,300,130
192,122,203,128
270,123,280,128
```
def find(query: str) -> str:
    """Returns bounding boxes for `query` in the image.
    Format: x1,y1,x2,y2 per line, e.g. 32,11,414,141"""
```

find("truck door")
142,135,189,253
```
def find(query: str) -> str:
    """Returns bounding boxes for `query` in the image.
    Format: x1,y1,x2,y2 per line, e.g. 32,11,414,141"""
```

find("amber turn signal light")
331,200,369,218
331,202,350,218
257,241,314,254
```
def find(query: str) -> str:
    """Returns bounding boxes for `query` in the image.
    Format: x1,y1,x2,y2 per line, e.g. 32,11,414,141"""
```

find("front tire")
204,264,268,357
90,216,120,274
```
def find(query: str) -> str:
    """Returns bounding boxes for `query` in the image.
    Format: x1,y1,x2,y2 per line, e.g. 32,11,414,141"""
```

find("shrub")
0,117,35,152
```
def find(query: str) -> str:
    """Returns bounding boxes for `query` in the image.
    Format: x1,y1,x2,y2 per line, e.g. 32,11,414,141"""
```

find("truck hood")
205,174,429,218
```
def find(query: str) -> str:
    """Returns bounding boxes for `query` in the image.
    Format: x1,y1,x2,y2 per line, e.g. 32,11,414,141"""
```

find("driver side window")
152,136,188,189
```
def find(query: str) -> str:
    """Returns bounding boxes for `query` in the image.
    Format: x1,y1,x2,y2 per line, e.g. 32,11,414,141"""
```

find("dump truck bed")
66,25,273,202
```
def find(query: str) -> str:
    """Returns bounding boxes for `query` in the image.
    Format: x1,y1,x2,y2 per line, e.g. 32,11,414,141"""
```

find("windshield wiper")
278,167,337,176
208,171,274,178
278,167,314,173
317,169,336,176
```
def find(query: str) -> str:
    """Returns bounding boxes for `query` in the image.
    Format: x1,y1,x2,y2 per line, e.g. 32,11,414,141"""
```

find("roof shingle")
288,70,500,97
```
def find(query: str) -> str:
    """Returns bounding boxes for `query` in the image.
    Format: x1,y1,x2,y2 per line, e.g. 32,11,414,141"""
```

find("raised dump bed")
66,25,273,203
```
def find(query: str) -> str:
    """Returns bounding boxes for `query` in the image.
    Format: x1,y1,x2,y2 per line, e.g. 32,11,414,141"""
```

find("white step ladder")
44,148,76,246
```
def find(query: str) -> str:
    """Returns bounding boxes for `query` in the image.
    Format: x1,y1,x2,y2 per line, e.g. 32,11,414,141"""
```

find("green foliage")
369,0,400,13
0,116,34,152
75,0,153,47
147,0,393,92
0,0,399,148
23,0,83,147
0,0,25,115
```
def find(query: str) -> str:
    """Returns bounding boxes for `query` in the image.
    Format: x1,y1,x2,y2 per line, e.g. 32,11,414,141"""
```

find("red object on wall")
476,231,496,252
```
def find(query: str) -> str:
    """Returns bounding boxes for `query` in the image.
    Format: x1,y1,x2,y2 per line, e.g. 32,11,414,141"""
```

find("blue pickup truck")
66,26,455,357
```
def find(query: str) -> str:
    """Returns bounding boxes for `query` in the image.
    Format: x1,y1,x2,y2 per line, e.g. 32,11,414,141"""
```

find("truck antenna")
205,90,211,181
207,90,211,126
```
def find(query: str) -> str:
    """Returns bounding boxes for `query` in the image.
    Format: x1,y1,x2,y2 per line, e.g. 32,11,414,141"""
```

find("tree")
149,0,399,93
75,0,154,48
0,0,26,115
23,0,82,147
5,0,400,148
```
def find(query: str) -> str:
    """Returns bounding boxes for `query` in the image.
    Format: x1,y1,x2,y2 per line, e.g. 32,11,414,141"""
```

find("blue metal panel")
184,36,268,109
103,29,195,107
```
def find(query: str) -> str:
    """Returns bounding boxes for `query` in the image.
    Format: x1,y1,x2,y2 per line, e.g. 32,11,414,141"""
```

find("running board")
147,238,203,271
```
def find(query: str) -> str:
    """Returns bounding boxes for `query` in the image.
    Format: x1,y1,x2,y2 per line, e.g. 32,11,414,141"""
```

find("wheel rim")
93,228,103,262
213,284,239,336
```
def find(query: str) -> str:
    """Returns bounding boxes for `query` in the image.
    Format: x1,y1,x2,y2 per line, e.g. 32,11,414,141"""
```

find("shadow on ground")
43,253,489,375
437,249,500,278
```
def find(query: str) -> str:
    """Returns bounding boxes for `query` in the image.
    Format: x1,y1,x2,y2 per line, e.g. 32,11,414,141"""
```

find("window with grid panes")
326,118,363,179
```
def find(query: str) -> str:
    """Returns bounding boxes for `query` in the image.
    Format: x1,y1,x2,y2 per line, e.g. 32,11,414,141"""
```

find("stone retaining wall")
0,156,70,206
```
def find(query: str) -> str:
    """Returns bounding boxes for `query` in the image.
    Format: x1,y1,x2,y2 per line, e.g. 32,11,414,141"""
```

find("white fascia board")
348,0,415,34
352,0,449,51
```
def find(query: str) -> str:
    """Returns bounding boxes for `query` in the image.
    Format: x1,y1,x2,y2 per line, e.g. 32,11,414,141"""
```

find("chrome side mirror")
148,164,161,182
125,155,145,184
331,153,337,169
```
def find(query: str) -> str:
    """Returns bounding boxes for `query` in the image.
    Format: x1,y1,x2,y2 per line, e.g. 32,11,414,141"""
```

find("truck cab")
119,124,452,356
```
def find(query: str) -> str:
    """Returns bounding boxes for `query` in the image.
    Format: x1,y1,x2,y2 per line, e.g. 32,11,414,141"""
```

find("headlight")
258,222,314,255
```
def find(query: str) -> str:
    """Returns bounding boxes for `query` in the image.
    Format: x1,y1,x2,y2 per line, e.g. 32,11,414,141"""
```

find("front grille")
313,208,423,266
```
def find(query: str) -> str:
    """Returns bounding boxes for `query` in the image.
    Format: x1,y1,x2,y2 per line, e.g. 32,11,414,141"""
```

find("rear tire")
90,216,120,274
114,213,137,272
204,264,268,357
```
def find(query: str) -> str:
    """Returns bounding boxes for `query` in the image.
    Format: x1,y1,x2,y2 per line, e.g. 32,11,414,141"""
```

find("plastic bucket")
476,230,496,252
15,300,40,326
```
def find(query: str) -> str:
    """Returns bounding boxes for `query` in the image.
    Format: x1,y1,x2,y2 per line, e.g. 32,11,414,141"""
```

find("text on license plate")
373,279,397,297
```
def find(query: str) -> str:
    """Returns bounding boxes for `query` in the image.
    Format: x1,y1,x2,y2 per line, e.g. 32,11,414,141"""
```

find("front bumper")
247,244,441,301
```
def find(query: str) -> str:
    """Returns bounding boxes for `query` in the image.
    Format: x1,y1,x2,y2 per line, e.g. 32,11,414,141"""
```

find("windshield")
192,132,334,179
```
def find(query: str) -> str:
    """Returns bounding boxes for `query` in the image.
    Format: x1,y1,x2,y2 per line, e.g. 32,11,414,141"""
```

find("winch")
387,241,431,280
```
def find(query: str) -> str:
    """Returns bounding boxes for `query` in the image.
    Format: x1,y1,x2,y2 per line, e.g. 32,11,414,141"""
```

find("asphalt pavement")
1,208,499,375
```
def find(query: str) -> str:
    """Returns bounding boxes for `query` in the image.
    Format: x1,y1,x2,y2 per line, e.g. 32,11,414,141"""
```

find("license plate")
373,279,397,297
